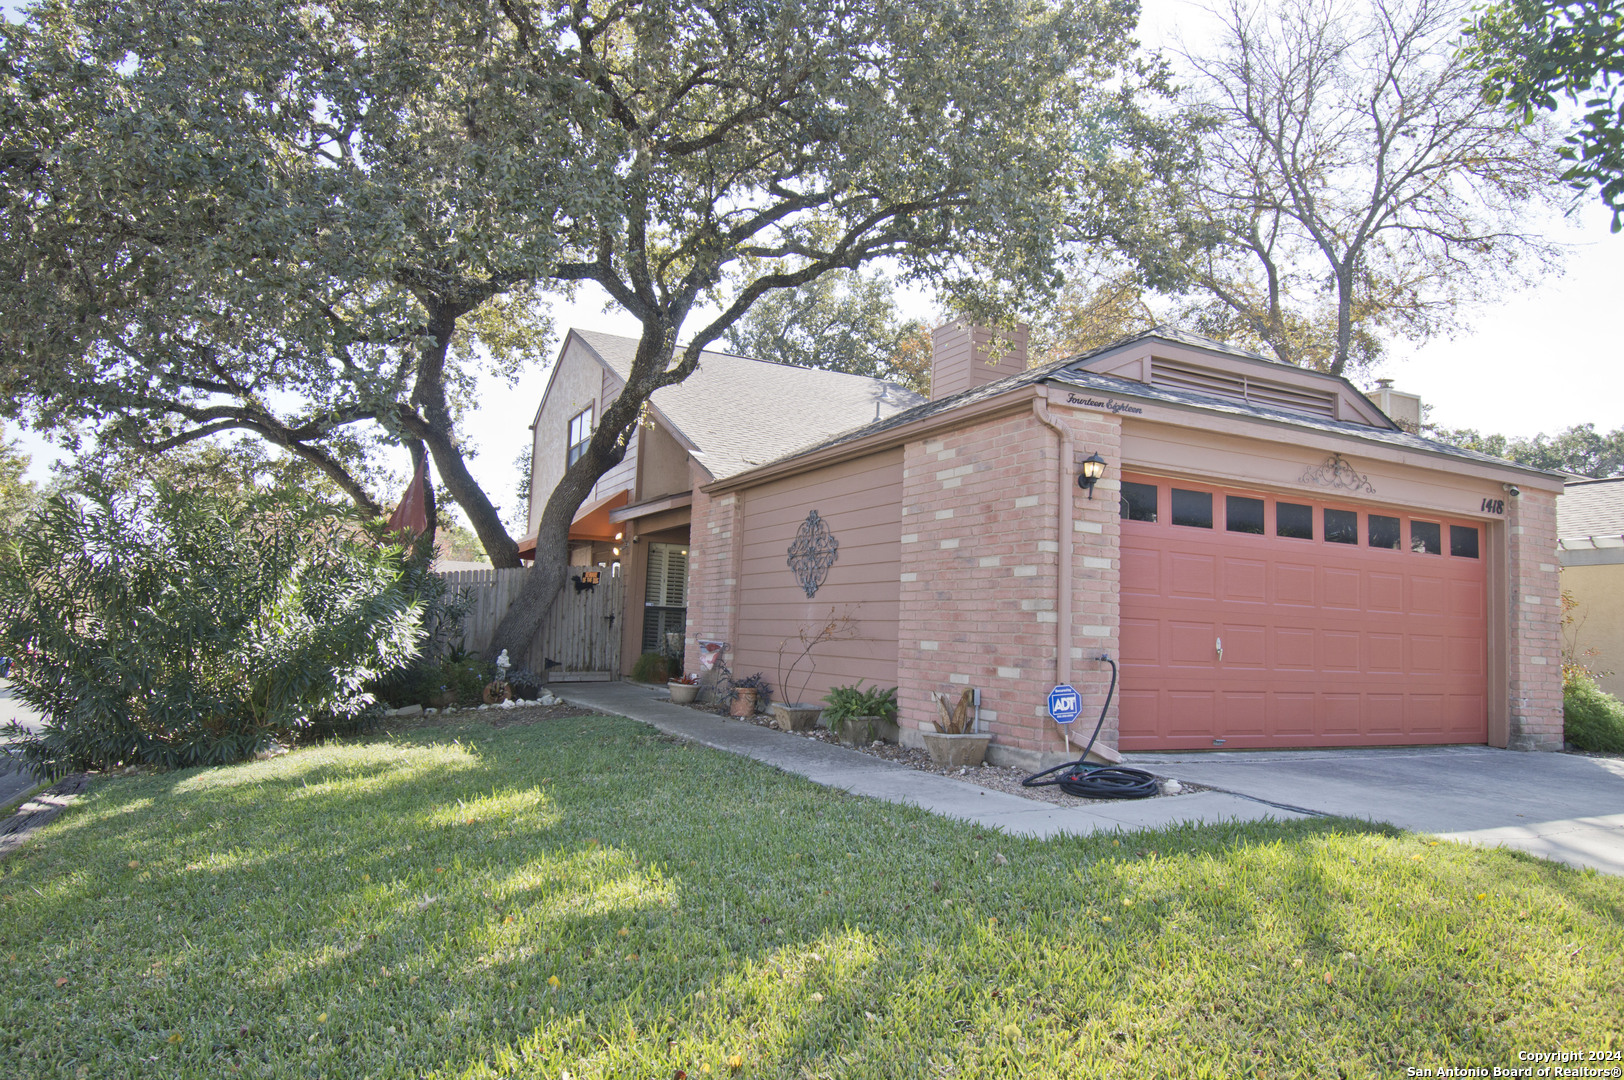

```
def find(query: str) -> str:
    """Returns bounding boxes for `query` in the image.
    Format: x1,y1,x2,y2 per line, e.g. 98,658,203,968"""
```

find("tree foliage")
721,270,929,393
1,0,1163,659
1028,274,1160,363
1428,422,1624,477
0,476,428,776
1466,0,1624,231
0,423,35,535
1139,0,1564,375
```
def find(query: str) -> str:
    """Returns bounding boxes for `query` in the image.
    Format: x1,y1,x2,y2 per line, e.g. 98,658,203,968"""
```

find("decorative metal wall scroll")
787,510,839,598
1298,453,1375,494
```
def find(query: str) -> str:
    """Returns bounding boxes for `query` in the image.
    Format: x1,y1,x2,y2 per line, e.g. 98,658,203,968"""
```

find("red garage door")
1117,474,1488,751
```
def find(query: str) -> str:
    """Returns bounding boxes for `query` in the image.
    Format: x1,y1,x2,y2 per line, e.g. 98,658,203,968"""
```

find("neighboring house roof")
1559,477,1624,550
756,327,1565,479
570,329,924,480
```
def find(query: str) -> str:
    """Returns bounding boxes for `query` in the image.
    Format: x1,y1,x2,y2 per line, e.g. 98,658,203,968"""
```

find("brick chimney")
930,322,1030,401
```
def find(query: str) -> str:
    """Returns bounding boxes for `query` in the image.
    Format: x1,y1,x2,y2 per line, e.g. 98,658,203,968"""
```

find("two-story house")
522,328,923,674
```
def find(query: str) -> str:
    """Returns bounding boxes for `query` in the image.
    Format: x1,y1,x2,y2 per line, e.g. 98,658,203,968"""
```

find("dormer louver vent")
1150,360,1338,420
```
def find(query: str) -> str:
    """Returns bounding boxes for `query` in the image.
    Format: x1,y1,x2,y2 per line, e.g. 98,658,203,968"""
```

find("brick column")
1056,408,1124,756
1506,487,1563,750
895,404,1124,764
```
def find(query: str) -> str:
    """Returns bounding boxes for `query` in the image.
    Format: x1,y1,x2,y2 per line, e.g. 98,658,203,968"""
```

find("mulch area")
0,773,90,860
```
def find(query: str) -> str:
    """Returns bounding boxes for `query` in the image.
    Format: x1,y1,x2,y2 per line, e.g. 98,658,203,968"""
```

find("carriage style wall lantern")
1077,452,1108,498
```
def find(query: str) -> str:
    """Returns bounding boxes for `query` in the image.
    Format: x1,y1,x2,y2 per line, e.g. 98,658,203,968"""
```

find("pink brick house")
527,324,1565,763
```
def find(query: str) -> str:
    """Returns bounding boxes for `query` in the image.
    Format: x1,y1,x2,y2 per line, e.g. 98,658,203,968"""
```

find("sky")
7,0,1622,517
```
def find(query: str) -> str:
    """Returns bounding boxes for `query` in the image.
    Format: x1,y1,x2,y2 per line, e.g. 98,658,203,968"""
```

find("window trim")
567,405,594,468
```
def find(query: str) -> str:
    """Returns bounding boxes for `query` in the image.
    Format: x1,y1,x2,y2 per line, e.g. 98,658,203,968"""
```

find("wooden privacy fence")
439,568,624,681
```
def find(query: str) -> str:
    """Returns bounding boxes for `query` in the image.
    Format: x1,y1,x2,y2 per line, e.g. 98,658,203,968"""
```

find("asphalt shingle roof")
762,328,1556,477
1560,478,1624,541
572,329,924,480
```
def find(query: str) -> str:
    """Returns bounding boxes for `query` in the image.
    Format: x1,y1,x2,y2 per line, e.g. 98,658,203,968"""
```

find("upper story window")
567,405,593,468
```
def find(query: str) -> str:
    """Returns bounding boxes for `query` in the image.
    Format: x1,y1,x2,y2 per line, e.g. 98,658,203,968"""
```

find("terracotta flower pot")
668,680,699,705
728,687,758,717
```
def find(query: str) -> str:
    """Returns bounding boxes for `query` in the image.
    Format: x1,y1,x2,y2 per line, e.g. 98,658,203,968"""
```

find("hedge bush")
1564,673,1624,753
0,477,426,775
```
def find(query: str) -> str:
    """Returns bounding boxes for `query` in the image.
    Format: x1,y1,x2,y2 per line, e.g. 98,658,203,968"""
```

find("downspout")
1031,395,1072,694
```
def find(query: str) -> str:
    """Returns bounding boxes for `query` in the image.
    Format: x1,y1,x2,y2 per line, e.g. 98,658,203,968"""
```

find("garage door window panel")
1450,525,1480,559
1120,481,1159,522
1226,495,1265,534
1171,488,1212,528
1277,501,1314,540
1368,514,1401,549
1325,508,1359,544
1411,520,1442,555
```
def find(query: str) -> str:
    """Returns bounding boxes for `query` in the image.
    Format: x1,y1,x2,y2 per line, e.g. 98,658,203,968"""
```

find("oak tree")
1,0,1155,660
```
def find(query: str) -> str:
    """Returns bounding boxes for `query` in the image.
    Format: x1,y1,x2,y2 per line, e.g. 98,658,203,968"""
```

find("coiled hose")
1021,656,1161,800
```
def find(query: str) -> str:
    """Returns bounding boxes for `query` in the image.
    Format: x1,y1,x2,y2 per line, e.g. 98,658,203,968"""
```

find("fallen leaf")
167,1033,184,1045
547,975,561,987
809,993,824,1003
316,1012,327,1024
1323,972,1334,985
127,860,140,869
992,852,1008,866
728,1053,743,1071
55,977,68,988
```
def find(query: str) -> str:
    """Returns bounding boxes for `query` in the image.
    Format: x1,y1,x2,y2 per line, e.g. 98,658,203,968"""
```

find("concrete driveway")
1136,745,1624,875
0,679,47,809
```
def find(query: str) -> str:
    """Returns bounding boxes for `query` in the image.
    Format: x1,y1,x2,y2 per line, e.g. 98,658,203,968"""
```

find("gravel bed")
699,704,1202,808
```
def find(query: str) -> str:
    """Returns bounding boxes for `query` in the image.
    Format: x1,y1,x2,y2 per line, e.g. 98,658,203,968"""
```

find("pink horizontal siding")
730,450,904,704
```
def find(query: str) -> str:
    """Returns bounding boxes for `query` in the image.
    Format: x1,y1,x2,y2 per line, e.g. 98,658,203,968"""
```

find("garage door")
1117,474,1488,750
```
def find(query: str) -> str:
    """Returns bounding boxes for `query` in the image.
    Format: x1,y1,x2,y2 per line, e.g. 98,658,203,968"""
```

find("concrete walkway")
554,681,1305,840
1138,746,1624,876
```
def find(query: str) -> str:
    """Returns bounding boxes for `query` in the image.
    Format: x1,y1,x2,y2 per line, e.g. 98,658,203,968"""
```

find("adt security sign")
1047,684,1081,725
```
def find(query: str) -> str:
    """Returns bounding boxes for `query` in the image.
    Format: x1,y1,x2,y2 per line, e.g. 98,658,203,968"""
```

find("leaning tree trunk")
486,435,623,662
484,321,682,662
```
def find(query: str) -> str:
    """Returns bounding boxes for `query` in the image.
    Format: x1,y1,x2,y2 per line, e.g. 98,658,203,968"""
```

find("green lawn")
2,712,1621,1079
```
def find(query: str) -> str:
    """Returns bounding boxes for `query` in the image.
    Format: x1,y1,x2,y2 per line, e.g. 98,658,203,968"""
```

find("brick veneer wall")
1506,487,1564,750
895,404,1125,759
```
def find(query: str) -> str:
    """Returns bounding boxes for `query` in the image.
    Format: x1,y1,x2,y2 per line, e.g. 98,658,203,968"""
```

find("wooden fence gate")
440,568,624,682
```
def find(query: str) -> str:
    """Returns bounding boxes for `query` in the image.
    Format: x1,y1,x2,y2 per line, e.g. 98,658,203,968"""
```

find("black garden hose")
1022,656,1161,800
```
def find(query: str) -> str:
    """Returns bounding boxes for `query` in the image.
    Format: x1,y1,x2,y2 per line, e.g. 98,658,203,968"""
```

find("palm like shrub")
0,478,425,775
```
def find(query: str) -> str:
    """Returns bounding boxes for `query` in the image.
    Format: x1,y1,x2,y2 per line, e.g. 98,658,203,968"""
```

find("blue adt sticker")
1047,684,1081,725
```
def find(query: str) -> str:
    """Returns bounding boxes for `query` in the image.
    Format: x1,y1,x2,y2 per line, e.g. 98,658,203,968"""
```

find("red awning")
568,488,630,542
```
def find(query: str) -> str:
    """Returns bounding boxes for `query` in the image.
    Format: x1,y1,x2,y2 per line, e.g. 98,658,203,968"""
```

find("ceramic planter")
922,731,992,768
668,681,699,705
834,715,900,747
728,687,759,717
771,703,823,731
